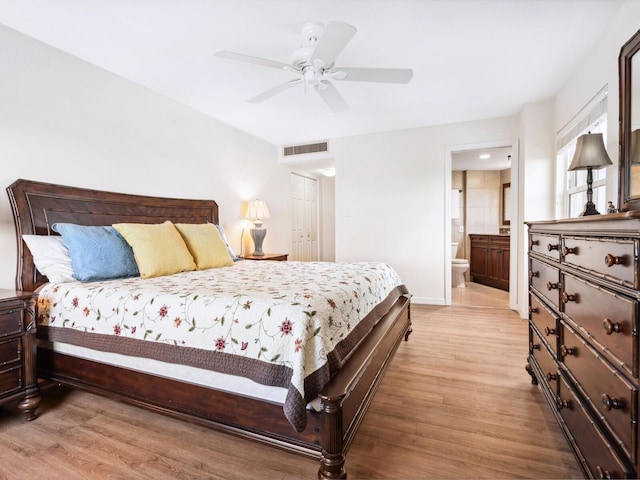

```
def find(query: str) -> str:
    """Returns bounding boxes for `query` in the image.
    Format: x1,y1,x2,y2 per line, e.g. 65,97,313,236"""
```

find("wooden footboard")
37,295,411,479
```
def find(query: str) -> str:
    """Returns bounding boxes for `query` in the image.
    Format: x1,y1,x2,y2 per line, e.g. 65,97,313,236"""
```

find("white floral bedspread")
36,260,408,431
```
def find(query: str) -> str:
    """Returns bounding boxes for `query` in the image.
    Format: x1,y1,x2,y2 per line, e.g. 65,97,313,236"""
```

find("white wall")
0,25,291,290
332,117,518,305
517,100,556,317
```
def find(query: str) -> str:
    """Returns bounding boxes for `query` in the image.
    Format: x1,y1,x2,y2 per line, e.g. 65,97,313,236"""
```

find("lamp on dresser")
245,199,271,256
567,131,612,215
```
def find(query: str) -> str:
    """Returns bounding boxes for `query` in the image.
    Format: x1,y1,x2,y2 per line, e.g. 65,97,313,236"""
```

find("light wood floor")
0,298,583,479
451,280,509,309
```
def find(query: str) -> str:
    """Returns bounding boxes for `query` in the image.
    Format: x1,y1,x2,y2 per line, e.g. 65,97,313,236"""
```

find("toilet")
451,242,470,288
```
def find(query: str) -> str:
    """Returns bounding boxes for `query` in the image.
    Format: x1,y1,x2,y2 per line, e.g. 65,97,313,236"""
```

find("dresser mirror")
619,29,640,211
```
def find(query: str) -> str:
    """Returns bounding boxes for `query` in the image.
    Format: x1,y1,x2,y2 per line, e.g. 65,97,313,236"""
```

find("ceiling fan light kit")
214,21,413,113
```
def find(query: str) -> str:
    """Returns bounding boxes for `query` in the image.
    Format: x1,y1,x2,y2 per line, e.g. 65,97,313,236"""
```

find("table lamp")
568,132,612,216
245,199,271,256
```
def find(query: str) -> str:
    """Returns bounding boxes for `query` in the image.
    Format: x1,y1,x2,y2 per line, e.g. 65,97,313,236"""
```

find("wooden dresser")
526,214,640,478
469,234,510,291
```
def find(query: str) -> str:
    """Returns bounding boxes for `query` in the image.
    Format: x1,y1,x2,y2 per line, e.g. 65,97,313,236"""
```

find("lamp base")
579,202,600,216
250,228,267,256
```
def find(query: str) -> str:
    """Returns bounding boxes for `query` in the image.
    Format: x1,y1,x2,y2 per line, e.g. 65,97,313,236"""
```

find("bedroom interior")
1,0,640,478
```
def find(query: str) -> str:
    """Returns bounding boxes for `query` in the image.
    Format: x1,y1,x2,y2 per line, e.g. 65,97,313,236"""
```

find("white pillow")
22,235,75,283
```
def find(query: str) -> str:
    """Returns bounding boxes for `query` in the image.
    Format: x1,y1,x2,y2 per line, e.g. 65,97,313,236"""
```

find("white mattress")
42,340,290,404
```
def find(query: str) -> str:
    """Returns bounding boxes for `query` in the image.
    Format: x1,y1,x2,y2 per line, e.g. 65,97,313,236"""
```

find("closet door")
291,173,318,261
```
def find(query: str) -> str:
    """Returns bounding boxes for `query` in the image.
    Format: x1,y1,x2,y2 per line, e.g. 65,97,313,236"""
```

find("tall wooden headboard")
7,179,219,292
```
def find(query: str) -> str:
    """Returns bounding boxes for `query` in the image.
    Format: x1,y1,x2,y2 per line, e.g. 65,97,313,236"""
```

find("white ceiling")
452,146,513,171
0,0,625,147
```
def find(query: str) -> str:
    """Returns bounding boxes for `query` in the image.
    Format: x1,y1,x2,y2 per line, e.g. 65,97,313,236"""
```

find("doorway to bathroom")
448,143,515,309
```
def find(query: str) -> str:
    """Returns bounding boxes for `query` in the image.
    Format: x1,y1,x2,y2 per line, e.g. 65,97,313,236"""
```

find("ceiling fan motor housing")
291,22,324,67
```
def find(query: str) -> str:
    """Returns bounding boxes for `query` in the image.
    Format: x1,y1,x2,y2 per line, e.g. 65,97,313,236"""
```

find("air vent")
283,141,328,157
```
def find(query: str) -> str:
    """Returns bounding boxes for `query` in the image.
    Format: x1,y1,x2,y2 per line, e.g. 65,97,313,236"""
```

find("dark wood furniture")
0,289,39,420
6,178,411,480
618,28,640,212
469,234,510,291
242,253,288,261
526,215,640,478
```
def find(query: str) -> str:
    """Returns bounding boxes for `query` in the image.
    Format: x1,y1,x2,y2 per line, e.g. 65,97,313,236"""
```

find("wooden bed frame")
6,178,411,479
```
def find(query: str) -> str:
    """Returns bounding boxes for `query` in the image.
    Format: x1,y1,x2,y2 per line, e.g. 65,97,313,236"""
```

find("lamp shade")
245,199,271,221
568,132,613,171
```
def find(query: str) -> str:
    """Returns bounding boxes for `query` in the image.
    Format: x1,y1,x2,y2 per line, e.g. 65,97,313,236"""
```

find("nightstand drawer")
0,308,23,337
0,364,22,396
0,338,20,366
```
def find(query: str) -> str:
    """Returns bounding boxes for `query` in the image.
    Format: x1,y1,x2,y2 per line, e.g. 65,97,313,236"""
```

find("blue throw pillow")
215,224,239,262
52,223,140,281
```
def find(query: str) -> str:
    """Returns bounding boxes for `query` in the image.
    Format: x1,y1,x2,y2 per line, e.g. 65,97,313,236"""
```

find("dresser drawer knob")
544,326,556,336
561,345,575,357
529,342,540,351
604,253,623,267
561,292,576,303
529,271,539,279
555,396,570,410
601,393,624,411
562,246,577,255
602,318,622,335
546,282,558,291
528,307,539,314
545,372,558,381
529,239,539,248
595,466,611,480
547,243,559,251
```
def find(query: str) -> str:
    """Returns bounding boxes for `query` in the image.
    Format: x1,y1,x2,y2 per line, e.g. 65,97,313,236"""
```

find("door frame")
445,139,520,311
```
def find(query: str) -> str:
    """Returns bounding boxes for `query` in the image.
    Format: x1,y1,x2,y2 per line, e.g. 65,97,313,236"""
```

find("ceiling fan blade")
314,82,348,113
214,50,298,73
333,67,413,84
310,21,357,66
247,79,302,103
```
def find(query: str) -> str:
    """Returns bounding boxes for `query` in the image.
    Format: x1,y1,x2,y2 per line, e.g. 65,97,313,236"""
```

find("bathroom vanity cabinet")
469,234,510,291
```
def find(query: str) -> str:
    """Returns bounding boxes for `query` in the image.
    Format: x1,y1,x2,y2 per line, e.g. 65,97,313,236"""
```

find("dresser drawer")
0,307,23,337
557,373,632,478
562,272,636,377
0,363,22,397
530,233,561,261
529,294,558,354
0,338,20,366
561,322,637,462
530,326,558,394
562,236,637,289
530,258,560,308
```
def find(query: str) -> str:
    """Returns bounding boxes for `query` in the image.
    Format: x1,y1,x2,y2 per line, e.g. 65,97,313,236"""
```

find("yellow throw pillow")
113,221,196,278
174,223,234,270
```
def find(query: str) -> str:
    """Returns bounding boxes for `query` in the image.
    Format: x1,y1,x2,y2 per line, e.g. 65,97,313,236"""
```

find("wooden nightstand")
0,289,39,420
241,253,289,261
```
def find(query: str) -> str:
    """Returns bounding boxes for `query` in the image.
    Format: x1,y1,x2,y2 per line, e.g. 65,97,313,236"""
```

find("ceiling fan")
214,21,413,113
